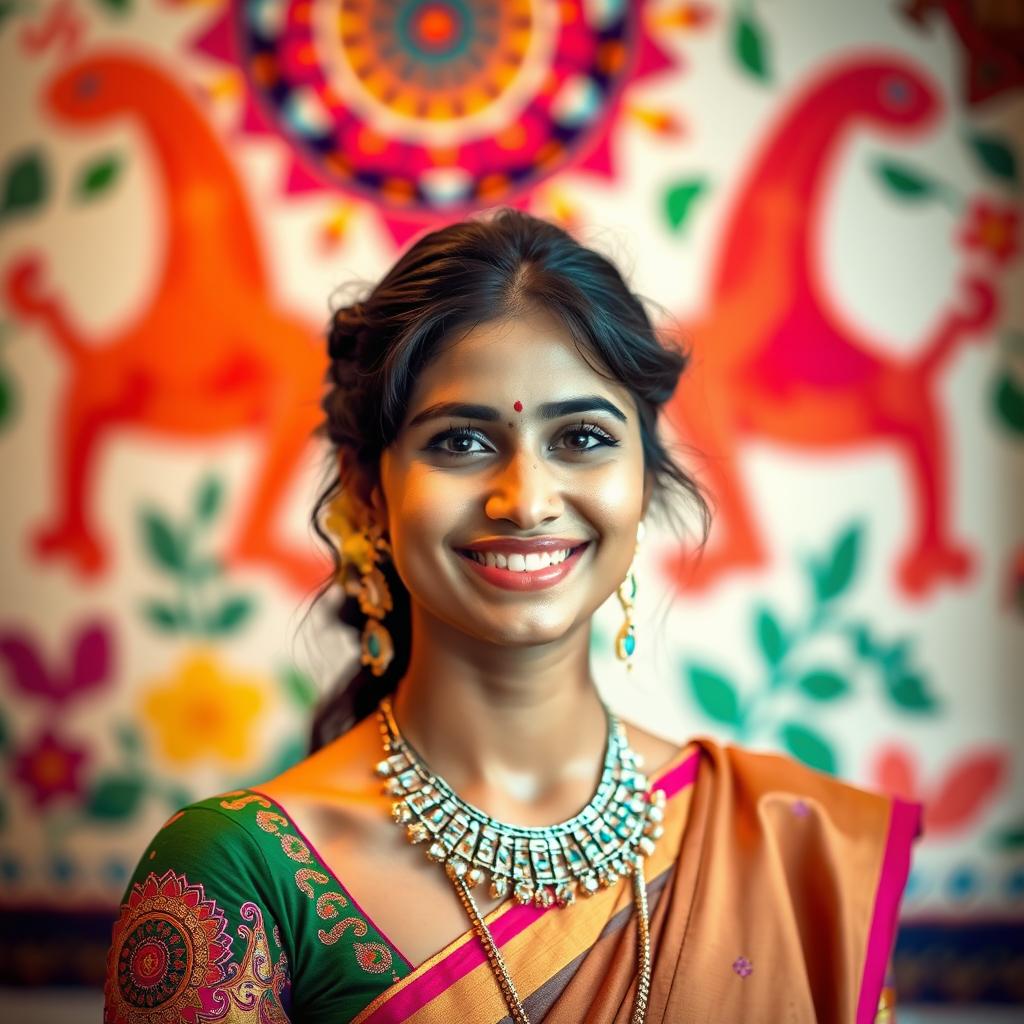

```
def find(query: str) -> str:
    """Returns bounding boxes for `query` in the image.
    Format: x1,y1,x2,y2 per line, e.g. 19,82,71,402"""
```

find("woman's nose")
484,450,563,528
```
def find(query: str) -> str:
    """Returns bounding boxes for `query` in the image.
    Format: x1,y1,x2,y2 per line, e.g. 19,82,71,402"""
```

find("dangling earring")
355,533,394,677
615,521,645,670
328,489,395,677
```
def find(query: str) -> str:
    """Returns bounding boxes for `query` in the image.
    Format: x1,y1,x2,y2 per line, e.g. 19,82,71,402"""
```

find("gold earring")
328,490,395,677
615,522,645,670
355,531,393,677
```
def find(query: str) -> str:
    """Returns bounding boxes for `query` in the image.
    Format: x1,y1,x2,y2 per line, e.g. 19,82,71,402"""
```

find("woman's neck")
390,606,608,811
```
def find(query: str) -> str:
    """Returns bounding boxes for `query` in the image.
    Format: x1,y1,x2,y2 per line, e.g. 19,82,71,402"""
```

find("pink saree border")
359,747,702,1023
248,787,416,971
855,795,922,1024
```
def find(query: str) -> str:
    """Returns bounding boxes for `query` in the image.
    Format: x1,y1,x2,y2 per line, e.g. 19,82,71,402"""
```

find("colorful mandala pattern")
105,869,289,1024
238,0,641,209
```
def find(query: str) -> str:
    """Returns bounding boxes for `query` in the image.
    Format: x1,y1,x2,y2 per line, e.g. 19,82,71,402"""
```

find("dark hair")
309,207,709,751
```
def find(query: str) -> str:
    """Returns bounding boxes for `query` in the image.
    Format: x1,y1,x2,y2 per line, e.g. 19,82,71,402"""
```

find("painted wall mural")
0,0,1021,1001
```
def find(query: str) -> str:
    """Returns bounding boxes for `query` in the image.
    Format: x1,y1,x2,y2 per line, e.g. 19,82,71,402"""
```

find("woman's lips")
456,543,589,591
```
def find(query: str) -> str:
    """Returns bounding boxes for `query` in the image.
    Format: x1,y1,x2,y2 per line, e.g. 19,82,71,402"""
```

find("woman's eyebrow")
408,395,628,428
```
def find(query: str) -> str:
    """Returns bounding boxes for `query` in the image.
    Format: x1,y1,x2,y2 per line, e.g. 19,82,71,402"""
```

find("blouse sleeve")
103,801,293,1024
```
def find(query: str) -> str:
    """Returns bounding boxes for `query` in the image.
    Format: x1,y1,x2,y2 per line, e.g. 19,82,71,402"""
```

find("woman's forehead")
416,314,621,398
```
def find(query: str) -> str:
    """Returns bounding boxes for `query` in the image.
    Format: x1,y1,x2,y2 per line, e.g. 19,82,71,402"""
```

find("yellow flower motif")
141,650,267,765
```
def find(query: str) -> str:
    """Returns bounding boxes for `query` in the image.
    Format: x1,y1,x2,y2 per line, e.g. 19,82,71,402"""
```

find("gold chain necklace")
375,696,666,1023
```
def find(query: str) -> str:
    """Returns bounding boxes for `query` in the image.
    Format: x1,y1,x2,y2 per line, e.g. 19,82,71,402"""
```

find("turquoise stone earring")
615,522,644,669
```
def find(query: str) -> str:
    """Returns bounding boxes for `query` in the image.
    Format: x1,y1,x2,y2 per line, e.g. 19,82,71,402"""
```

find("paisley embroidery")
315,891,351,919
279,834,312,863
294,868,329,898
318,917,369,946
105,869,291,1024
220,790,393,969
353,942,393,975
220,793,272,811
221,901,290,1023
255,810,289,834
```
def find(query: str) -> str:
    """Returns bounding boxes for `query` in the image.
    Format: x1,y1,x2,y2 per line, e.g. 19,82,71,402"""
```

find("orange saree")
352,737,917,1023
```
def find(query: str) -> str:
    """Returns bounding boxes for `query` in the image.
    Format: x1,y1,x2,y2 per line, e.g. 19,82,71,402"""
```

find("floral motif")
732,956,753,978
959,198,1020,265
11,729,88,807
871,744,1008,836
0,619,112,705
791,799,811,818
140,651,266,765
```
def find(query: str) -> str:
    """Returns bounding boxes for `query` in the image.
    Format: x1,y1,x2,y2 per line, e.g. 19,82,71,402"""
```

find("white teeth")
467,549,573,572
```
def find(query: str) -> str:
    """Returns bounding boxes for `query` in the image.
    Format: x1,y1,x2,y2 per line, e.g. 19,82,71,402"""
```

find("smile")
455,543,589,591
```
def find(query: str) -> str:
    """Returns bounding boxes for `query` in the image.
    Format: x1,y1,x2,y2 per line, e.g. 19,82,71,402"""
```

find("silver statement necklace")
375,696,667,1024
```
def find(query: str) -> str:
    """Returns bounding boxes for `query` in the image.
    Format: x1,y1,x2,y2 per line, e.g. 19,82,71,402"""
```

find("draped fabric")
105,738,914,1023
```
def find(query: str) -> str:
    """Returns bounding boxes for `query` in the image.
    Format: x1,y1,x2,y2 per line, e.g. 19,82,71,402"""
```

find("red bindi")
513,400,523,412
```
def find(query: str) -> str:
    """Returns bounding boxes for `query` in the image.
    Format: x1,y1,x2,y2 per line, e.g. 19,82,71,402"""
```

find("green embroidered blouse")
104,788,412,1023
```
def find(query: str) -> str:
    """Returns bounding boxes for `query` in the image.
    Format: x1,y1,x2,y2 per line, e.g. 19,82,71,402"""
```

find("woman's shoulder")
688,733,922,849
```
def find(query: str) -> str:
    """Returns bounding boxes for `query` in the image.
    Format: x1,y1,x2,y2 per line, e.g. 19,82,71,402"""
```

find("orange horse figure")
5,52,330,591
667,56,998,598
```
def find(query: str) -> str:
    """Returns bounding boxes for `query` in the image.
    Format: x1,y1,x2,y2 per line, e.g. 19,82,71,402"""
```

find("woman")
104,209,916,1023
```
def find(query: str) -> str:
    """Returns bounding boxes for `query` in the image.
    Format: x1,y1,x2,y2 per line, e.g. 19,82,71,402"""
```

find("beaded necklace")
375,696,666,1023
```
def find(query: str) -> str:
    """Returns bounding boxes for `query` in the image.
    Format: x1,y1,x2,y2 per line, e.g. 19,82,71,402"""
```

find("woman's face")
378,307,650,649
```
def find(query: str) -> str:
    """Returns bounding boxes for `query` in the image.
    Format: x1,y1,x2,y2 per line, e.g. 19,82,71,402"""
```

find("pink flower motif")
0,620,113,706
792,799,811,817
732,956,753,978
958,198,1020,266
11,729,88,807
871,743,1008,838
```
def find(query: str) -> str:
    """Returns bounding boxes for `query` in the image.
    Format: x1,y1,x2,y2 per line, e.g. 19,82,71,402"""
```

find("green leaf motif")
76,155,121,199
267,737,307,777
968,133,1019,186
687,664,743,726
282,665,317,709
115,723,142,755
205,595,254,634
993,370,1024,435
87,774,145,820
194,475,223,523
848,623,877,659
164,785,193,810
0,2,23,30
755,607,787,666
991,821,1024,850
812,524,861,603
887,671,938,712
797,669,848,701
142,599,186,632
186,557,223,582
874,160,935,201
1,149,47,222
664,179,708,233
779,722,837,775
0,368,17,430
141,510,189,574
733,12,770,82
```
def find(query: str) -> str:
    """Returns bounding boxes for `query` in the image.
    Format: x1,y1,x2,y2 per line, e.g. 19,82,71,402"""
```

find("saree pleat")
357,737,918,1024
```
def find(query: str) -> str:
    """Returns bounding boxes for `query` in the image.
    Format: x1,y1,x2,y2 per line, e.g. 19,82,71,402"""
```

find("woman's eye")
426,427,490,456
554,424,618,452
